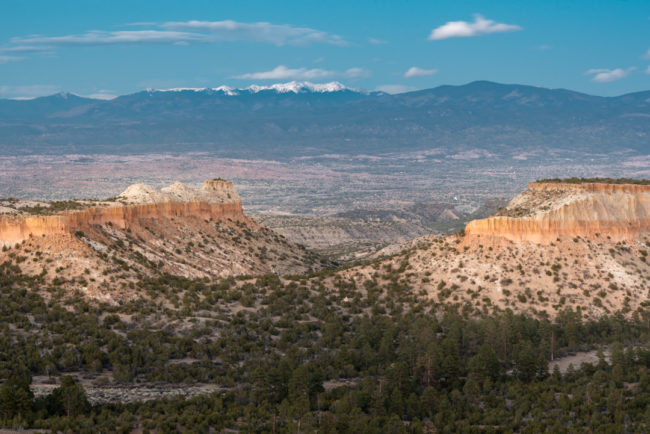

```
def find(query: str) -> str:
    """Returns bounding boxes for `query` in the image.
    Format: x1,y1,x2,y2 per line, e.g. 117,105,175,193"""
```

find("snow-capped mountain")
152,81,371,96
0,81,649,158
244,81,350,94
152,85,239,96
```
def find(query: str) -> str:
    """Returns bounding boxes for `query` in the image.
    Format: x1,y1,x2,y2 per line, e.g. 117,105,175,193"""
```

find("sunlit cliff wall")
0,180,244,246
465,183,650,244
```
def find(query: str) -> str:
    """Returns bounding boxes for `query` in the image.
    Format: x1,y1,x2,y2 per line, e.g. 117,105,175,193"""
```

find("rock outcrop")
465,182,650,244
0,180,244,246
0,179,325,300
120,179,240,205
329,181,650,320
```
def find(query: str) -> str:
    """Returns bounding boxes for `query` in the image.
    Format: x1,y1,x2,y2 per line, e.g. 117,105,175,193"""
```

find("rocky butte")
331,179,649,320
0,179,323,300
464,181,650,244
0,179,244,246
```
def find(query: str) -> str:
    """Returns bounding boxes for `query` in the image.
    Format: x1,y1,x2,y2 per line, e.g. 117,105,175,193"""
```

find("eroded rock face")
0,181,244,245
0,179,322,301
119,179,241,205
465,182,650,244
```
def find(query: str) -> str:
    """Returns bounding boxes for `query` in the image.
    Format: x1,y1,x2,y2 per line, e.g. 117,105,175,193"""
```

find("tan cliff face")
0,179,324,301
0,202,245,246
328,182,650,320
0,180,244,246
200,179,241,201
465,182,650,244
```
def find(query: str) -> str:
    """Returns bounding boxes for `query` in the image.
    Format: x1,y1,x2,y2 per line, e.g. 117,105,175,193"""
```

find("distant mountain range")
1,80,648,157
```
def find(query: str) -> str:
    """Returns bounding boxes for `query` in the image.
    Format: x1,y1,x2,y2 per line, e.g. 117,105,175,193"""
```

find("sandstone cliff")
331,182,650,320
0,180,325,300
0,180,244,246
465,182,650,243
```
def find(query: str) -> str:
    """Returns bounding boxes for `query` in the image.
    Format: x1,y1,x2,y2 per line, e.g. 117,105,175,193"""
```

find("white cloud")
6,20,346,57
234,65,369,80
234,65,335,80
0,84,61,99
0,45,49,53
404,66,437,78
161,20,346,46
11,30,209,46
585,67,635,83
645,65,650,75
536,44,552,50
428,14,522,40
86,91,118,100
643,48,650,59
375,84,415,94
368,37,387,45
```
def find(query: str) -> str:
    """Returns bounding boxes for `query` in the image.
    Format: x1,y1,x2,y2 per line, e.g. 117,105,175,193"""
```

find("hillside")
1,81,649,156
332,180,650,320
0,178,648,432
0,179,325,301
2,179,646,315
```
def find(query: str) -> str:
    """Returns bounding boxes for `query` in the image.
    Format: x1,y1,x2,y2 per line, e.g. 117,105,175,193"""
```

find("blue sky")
1,0,649,98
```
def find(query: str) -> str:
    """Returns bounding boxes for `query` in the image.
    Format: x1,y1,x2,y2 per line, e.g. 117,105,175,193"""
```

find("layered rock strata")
0,180,244,246
465,182,650,244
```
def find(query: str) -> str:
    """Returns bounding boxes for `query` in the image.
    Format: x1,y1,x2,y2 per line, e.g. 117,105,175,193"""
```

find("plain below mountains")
0,80,649,157
254,198,508,261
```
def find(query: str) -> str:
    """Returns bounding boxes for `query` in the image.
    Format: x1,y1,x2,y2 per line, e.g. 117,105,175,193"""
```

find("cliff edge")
0,179,325,300
330,180,649,320
465,181,650,244
0,180,244,246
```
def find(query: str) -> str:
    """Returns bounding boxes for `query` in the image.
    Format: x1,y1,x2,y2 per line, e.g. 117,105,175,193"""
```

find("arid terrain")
330,181,650,319
1,150,647,260
0,179,325,302
3,2,650,430
2,178,648,319
0,176,649,432
253,199,508,261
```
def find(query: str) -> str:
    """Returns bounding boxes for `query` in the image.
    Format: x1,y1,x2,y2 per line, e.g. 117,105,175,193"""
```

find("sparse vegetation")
0,177,649,432
19,200,89,215
536,177,650,185
0,260,648,432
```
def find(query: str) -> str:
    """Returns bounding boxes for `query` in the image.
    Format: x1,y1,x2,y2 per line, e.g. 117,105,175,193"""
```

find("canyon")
1,178,648,318
0,176,649,432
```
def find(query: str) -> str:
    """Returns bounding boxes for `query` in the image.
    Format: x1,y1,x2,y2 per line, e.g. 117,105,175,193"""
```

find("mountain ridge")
5,80,650,102
1,80,649,156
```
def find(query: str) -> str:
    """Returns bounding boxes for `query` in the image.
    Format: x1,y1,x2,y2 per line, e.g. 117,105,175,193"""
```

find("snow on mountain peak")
246,81,348,94
55,92,77,99
152,86,238,95
153,81,354,96
213,85,238,96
